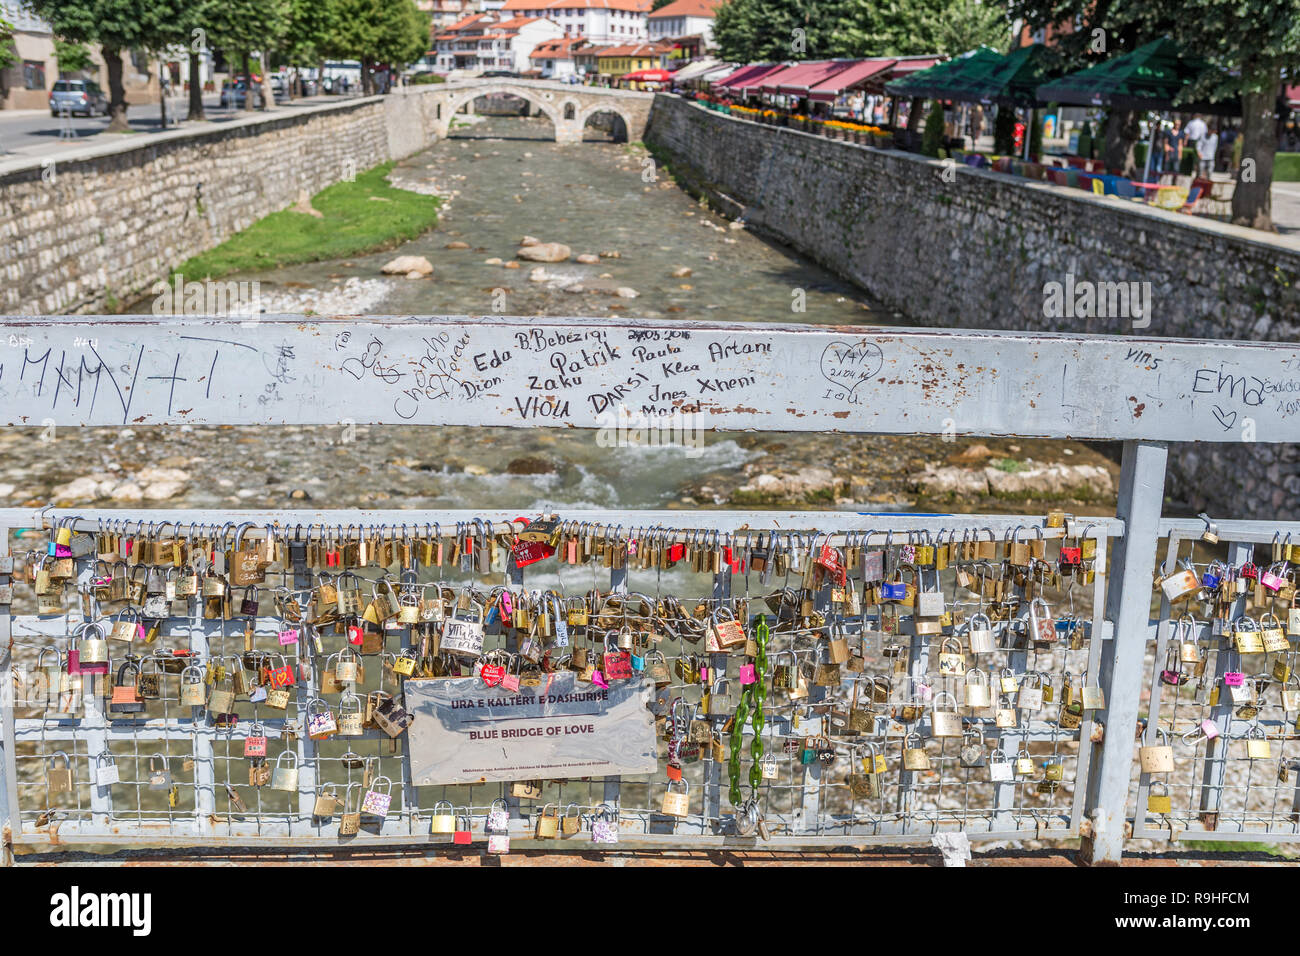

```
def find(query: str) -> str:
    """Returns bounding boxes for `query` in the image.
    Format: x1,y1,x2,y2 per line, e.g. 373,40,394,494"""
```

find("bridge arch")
577,102,633,143
437,84,564,139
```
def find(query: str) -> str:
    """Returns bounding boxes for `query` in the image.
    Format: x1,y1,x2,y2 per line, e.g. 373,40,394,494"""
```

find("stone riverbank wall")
644,94,1300,519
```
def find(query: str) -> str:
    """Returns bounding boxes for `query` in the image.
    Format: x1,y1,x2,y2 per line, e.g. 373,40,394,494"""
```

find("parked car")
220,79,266,109
49,79,109,117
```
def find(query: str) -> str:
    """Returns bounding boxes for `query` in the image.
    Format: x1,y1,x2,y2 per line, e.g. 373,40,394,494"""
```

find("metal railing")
0,315,1297,864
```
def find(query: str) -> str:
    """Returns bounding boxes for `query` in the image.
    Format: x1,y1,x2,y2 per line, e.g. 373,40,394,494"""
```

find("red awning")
756,60,847,94
884,56,943,79
806,58,896,101
623,68,673,81
712,63,778,90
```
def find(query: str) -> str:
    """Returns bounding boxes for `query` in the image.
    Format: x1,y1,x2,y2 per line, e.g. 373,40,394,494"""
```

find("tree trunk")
1102,108,1140,176
260,49,276,111
241,51,255,111
361,57,374,96
103,46,130,133
1232,68,1282,231
187,51,205,120
906,96,923,132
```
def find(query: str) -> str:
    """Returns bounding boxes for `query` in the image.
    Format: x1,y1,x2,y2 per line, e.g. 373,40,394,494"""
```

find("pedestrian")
1183,112,1207,171
970,104,984,144
1198,123,1218,176
1163,119,1183,178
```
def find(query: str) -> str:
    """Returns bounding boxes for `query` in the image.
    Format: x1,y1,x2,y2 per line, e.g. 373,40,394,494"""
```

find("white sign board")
405,671,659,785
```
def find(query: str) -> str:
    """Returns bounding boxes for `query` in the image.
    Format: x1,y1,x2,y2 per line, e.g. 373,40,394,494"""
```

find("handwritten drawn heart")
820,340,884,395
1211,405,1237,431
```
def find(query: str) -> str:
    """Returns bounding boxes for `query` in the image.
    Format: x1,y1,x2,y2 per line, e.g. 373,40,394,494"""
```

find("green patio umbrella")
1035,37,1239,115
883,48,1000,102
948,43,1056,106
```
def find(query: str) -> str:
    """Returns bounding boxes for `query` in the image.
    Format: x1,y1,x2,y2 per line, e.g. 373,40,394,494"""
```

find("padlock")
1245,725,1271,760
963,668,992,709
1014,749,1035,776
1146,781,1173,815
314,784,343,818
929,692,962,738
989,748,1013,782
109,660,146,715
536,803,561,839
47,751,74,793
958,730,985,768
307,697,338,739
937,637,965,676
1017,671,1043,710
441,598,486,659
361,776,393,818
429,800,457,834
147,754,172,790
1139,731,1175,773
243,722,269,758
966,612,996,654
661,778,690,817
902,733,930,771
592,804,619,843
271,751,299,792
339,783,362,835
337,692,364,736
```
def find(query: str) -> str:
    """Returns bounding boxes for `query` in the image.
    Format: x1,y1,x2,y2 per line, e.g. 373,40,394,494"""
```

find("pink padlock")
592,670,609,689
501,672,521,692
500,591,513,616
699,665,710,683
1261,570,1286,592
279,628,298,646
1225,671,1245,687
1201,719,1220,739
738,664,756,685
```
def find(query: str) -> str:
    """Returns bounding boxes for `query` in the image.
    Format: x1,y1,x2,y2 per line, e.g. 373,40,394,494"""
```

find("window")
23,60,46,91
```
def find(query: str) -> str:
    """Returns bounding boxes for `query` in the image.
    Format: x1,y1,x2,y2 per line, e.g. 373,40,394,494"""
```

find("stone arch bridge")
418,78,654,144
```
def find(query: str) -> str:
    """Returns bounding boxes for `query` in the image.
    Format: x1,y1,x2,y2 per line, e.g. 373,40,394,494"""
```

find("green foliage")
1276,153,1300,182
651,0,675,8
831,0,1009,58
284,0,339,66
921,99,945,156
178,162,441,280
411,72,444,84
54,36,93,74
1179,145,1196,175
206,0,290,65
0,14,16,72
1077,120,1093,159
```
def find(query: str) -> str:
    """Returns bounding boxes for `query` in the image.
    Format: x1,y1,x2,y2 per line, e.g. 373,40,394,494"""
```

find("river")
53,111,1117,517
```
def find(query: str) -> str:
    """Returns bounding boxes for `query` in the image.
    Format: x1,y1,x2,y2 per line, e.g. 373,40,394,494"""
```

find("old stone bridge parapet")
413,79,654,144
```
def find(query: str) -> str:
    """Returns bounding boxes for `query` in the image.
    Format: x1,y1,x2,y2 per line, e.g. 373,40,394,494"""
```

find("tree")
1168,0,1300,229
54,37,93,75
207,0,289,110
28,0,177,132
714,0,845,63
328,0,426,94
830,0,1007,58
921,98,945,155
284,0,339,95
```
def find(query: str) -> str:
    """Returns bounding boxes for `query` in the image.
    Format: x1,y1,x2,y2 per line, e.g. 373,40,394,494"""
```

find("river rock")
503,261,520,269
52,476,103,501
909,465,989,496
729,220,744,230
984,463,1114,497
600,250,621,258
484,257,502,265
110,481,145,502
143,480,185,500
517,242,571,263
737,467,840,500
529,267,549,282
616,287,639,298
445,241,470,249
405,270,424,279
520,235,540,246
952,443,994,462
381,255,433,276
672,266,693,277
576,253,600,264
506,456,557,475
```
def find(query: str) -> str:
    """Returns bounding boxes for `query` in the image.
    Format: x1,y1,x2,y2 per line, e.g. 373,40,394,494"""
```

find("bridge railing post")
1081,439,1169,865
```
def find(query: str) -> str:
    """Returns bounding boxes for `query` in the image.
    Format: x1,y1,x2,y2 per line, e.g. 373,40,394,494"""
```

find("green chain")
730,614,770,806
748,615,768,792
